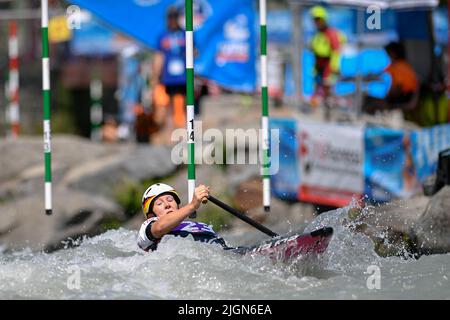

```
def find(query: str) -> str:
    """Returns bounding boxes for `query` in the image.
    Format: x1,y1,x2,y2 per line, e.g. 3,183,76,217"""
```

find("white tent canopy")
288,0,439,9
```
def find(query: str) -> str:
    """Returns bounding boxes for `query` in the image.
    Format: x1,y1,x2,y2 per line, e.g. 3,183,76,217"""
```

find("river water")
0,208,449,299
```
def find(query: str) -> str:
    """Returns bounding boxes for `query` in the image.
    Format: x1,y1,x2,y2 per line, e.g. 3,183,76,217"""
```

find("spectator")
363,42,419,115
150,6,187,144
102,115,118,143
309,6,346,113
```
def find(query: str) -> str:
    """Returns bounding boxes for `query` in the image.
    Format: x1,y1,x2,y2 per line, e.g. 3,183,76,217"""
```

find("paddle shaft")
206,195,278,238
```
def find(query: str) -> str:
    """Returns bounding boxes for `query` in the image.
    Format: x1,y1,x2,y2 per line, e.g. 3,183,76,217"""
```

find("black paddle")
203,195,279,238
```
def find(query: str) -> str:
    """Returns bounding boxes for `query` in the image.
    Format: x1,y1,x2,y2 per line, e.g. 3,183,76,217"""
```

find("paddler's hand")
190,184,210,210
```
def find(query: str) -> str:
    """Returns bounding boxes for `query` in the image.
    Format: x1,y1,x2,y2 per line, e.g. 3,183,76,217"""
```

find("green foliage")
114,180,146,219
100,218,122,232
113,174,178,219
52,82,78,134
196,193,233,232
51,111,78,134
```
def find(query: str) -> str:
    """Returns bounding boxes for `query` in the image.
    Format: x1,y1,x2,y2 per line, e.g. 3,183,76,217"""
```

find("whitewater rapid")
1,208,449,299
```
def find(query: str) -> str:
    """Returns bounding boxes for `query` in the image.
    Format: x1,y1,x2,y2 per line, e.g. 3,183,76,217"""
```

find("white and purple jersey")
137,218,228,252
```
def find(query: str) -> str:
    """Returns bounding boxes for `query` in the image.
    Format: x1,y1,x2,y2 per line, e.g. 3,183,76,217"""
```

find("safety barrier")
270,118,450,206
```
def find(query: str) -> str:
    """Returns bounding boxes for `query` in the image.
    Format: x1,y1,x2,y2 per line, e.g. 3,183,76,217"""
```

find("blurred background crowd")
0,0,447,143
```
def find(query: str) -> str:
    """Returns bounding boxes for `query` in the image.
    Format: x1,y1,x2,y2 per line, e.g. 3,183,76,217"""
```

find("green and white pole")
90,75,103,141
260,0,270,212
185,0,196,218
41,0,52,215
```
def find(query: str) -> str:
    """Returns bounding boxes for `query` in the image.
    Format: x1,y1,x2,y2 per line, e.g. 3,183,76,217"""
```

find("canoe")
230,227,333,262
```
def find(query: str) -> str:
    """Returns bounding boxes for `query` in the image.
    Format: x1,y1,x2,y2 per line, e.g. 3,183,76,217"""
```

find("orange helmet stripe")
142,195,156,215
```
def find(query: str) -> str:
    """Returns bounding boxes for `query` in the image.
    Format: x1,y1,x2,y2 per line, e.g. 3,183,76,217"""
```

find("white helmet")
142,183,181,217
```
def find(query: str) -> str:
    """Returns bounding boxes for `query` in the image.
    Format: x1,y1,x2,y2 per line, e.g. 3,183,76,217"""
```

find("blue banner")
364,127,406,202
70,17,135,56
364,124,450,203
69,0,256,92
265,10,291,44
192,0,256,92
434,7,448,45
269,118,300,201
410,124,450,182
270,120,450,205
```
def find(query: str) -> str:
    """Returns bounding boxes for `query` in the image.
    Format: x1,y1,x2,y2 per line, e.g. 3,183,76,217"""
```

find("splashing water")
0,208,449,299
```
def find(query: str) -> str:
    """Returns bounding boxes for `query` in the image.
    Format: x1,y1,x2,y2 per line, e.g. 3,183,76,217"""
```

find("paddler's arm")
151,185,210,239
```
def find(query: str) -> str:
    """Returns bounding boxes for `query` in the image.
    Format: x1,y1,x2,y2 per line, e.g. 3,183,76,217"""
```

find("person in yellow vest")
309,6,346,109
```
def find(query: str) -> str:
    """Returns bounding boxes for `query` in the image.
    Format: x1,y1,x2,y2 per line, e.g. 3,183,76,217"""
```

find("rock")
0,187,124,252
355,196,429,234
415,186,450,255
0,137,43,182
226,165,260,198
122,213,144,231
342,189,450,257
0,135,178,252
0,135,121,200
232,176,264,213
60,144,175,198
0,135,176,200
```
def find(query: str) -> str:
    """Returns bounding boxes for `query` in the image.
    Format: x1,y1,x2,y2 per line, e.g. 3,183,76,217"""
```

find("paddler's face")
152,194,178,217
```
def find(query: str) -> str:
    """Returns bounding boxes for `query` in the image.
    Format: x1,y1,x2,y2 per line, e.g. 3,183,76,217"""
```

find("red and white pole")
8,21,19,137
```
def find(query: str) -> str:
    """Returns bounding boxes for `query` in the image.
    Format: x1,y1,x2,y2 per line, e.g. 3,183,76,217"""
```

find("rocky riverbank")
1,95,448,256
0,135,176,251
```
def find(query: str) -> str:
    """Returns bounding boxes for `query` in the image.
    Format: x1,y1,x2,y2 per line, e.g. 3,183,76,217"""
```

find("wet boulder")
0,135,177,252
415,186,450,255
59,143,175,198
345,186,450,258
0,187,124,252
0,135,176,200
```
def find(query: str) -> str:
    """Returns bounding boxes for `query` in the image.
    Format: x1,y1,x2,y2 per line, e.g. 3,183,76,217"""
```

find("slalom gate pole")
185,0,196,218
41,0,52,215
8,20,19,137
90,73,103,141
259,0,271,212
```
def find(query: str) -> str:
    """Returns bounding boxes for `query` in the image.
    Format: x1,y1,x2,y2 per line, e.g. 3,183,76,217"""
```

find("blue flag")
69,0,256,92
